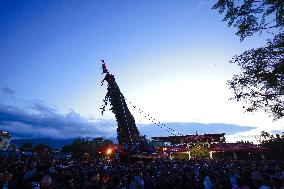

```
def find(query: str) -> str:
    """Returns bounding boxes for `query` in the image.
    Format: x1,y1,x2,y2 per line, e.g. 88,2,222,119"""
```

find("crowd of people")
0,155,283,189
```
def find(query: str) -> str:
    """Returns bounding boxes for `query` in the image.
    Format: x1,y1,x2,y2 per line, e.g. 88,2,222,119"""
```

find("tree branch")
260,25,281,30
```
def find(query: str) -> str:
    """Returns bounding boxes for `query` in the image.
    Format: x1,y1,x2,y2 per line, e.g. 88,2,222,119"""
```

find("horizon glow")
0,0,283,142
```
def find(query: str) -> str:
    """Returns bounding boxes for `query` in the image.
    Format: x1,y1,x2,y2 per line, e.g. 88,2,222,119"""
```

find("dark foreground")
0,156,283,189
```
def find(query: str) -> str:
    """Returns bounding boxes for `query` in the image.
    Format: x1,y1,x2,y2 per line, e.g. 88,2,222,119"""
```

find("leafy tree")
62,138,85,155
33,144,52,154
190,144,210,158
62,137,113,156
19,142,33,152
258,131,284,160
213,0,284,120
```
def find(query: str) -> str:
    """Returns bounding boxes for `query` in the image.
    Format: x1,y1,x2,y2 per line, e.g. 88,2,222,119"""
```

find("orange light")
106,148,112,155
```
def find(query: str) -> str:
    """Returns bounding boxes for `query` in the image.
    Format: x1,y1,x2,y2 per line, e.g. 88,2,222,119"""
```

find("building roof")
154,142,269,153
210,143,269,152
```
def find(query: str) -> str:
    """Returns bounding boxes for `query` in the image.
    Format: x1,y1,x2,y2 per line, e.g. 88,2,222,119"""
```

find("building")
152,133,268,159
0,130,11,150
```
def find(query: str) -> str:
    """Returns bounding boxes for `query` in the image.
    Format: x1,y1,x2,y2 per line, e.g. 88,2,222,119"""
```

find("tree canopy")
19,142,34,152
258,131,284,160
213,0,284,120
61,137,113,156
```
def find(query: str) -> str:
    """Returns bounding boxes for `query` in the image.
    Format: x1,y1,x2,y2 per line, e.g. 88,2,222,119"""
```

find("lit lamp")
106,148,112,155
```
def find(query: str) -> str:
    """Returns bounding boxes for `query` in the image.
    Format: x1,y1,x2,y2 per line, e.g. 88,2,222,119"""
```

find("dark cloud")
0,88,256,139
1,87,15,97
0,100,257,139
0,102,116,139
29,100,58,115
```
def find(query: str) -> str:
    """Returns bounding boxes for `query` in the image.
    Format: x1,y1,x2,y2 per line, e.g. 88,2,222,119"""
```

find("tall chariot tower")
100,61,142,151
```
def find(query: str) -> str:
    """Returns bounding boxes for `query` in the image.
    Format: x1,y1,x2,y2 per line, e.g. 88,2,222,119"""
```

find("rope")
127,100,184,137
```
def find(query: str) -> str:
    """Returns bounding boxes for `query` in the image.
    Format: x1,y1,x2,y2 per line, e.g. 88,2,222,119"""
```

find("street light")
106,148,112,155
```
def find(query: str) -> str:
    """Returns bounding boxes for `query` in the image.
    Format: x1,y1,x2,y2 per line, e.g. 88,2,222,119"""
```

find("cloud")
1,87,15,97
269,130,284,135
0,102,116,139
29,100,58,115
0,87,257,140
0,99,257,140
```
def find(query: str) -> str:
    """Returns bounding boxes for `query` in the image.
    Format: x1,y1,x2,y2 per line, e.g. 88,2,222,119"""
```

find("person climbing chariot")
101,60,110,86
101,60,109,74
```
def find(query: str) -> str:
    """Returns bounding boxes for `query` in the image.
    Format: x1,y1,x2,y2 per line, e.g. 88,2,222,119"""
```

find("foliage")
19,142,33,152
213,0,284,119
258,131,284,160
213,0,284,41
33,144,52,154
61,137,113,156
19,143,52,157
190,144,210,158
19,142,52,154
101,72,141,148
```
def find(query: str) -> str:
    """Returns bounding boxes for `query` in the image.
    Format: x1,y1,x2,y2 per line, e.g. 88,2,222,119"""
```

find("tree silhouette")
258,131,284,160
62,137,113,156
213,0,284,120
33,144,52,153
19,143,33,152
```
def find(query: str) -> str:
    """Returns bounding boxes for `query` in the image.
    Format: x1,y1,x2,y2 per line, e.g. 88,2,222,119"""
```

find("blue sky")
0,0,283,141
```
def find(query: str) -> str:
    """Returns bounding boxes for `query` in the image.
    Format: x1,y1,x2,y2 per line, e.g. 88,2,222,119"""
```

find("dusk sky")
1,0,283,141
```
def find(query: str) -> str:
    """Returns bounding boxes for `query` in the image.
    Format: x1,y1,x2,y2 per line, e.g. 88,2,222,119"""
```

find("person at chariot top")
101,60,108,74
